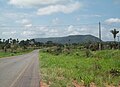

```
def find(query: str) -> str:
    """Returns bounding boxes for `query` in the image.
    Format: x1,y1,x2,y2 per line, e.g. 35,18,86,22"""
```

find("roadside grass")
39,50,120,87
0,49,33,58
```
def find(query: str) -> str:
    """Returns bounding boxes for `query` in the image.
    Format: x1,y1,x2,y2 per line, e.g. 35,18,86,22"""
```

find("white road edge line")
9,57,35,87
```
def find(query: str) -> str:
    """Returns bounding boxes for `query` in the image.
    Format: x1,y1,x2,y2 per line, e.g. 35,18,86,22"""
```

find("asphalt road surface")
0,50,40,87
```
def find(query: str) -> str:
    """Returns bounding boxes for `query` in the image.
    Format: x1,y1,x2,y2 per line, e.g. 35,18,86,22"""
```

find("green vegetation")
0,38,40,58
110,29,119,41
39,49,120,87
0,49,33,58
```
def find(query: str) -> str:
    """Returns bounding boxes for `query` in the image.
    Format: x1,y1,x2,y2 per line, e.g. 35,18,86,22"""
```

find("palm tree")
3,39,5,43
9,38,12,44
110,29,119,41
0,39,2,44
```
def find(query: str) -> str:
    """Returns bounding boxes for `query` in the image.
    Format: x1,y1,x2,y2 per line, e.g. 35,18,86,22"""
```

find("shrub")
85,49,93,57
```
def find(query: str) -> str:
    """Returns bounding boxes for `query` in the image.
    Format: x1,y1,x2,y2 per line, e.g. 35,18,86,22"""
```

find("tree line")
0,38,40,52
0,29,120,53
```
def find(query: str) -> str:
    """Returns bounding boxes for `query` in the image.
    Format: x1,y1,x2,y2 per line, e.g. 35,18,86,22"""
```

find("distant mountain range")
34,35,102,44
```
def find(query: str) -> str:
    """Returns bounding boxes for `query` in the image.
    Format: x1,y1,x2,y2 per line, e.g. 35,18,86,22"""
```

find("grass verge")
0,49,33,58
39,50,120,87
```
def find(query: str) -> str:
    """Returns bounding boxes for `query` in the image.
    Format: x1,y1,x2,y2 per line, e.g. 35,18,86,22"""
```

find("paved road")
0,50,40,87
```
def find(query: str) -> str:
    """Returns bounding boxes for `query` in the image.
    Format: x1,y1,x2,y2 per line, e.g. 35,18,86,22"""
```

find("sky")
0,0,120,41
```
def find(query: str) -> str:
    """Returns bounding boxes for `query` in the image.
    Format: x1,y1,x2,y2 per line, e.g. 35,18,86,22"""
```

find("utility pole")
117,36,120,50
99,22,102,50
99,22,101,40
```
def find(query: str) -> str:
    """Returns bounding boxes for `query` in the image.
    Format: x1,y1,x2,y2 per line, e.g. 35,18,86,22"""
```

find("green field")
39,50,120,87
0,49,33,58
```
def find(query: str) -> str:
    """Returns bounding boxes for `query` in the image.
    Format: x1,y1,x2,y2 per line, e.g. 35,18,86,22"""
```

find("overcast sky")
0,0,120,41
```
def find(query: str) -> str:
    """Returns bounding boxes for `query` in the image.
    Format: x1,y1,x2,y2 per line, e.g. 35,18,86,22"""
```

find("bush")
110,69,120,77
85,49,93,57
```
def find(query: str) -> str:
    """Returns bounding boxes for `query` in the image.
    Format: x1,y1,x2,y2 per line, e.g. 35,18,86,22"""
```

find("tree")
0,39,2,44
12,39,17,45
17,39,19,44
110,29,119,41
9,38,12,44
3,39,5,43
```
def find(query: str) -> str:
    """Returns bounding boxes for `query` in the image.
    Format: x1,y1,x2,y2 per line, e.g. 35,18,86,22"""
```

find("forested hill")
34,35,102,44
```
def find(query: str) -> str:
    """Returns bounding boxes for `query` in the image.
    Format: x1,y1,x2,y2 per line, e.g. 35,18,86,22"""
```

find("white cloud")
80,14,101,18
37,2,81,15
65,25,100,37
76,14,101,21
52,18,60,25
65,25,84,36
16,19,28,24
67,25,74,32
16,19,33,28
2,31,16,35
38,27,49,32
22,31,34,36
49,29,58,33
21,19,30,24
24,24,32,28
3,12,32,20
105,18,120,24
9,0,69,7
1,24,119,41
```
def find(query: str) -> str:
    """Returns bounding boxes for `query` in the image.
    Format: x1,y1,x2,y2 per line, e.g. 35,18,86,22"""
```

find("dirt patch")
72,80,85,87
72,80,97,87
40,81,49,87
